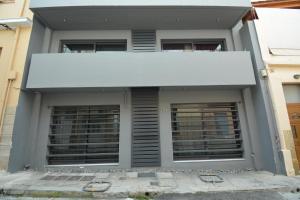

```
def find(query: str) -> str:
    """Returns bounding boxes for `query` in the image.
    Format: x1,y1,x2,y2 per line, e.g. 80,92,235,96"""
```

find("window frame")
0,0,15,3
161,39,227,52
170,102,244,161
47,105,121,165
60,40,127,53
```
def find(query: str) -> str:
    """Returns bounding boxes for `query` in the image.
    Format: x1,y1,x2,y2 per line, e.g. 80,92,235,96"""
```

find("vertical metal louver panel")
47,105,120,165
132,30,156,52
171,103,243,161
131,88,161,167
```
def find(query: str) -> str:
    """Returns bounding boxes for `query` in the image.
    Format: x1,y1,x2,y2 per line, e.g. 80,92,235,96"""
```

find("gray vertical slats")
131,88,161,167
132,30,156,52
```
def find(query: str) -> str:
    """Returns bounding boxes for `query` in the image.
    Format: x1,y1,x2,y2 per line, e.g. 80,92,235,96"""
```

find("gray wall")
32,91,132,170
28,88,255,171
30,0,251,8
26,51,255,89
159,89,254,170
239,21,283,174
8,18,47,172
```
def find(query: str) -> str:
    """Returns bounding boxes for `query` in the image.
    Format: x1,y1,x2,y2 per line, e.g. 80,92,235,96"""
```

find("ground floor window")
171,103,243,161
47,105,120,165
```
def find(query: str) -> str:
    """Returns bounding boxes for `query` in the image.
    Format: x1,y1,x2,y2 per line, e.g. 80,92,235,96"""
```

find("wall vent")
131,88,161,167
132,30,156,52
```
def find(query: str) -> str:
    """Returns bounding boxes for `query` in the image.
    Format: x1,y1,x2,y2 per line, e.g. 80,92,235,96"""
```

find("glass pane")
194,43,223,51
96,44,126,52
162,43,192,51
62,43,94,53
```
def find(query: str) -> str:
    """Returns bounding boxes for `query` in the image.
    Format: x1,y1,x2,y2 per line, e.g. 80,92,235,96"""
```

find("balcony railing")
26,51,256,90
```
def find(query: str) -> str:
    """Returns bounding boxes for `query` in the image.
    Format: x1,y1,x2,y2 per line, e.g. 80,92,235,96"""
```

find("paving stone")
138,172,156,178
157,172,173,179
158,179,177,187
126,172,138,178
0,171,300,199
95,173,110,179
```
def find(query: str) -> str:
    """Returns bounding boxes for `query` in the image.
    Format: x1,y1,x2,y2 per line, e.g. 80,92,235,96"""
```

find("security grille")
132,30,156,52
47,105,120,165
131,88,161,167
171,103,243,161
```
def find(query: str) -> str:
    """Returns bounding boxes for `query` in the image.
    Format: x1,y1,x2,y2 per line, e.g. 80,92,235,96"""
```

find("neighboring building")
252,0,300,8
7,0,284,175
0,0,32,169
253,2,300,175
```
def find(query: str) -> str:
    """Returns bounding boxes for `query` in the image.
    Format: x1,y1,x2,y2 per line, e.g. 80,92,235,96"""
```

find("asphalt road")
156,191,300,200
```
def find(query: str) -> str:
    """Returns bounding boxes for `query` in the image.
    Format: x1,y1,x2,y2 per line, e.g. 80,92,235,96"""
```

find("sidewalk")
0,170,299,199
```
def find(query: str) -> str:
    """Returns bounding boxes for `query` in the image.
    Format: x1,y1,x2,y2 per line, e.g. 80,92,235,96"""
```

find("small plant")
129,193,152,200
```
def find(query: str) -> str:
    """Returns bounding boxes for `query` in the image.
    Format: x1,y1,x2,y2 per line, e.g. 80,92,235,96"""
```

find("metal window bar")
47,105,120,165
171,103,243,161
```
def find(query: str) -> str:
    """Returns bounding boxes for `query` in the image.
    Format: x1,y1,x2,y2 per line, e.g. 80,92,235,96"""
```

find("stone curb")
0,185,298,199
1,188,93,198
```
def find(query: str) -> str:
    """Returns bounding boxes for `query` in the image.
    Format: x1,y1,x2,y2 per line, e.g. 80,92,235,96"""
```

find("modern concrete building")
7,0,284,175
253,5,300,175
0,0,32,170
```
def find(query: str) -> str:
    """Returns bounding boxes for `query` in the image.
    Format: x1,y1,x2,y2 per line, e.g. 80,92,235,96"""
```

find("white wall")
255,8,300,50
283,85,300,103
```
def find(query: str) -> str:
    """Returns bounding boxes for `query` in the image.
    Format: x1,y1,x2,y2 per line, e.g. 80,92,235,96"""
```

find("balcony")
26,51,256,90
29,0,251,30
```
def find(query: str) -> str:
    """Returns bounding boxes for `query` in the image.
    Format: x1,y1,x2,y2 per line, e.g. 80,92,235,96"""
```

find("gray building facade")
8,0,284,174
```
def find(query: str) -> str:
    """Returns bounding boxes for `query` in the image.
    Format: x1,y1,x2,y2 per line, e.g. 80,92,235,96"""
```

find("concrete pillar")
268,75,297,176
28,92,42,169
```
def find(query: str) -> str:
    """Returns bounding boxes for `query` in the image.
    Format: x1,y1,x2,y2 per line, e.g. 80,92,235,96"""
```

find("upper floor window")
161,39,226,52
61,40,127,53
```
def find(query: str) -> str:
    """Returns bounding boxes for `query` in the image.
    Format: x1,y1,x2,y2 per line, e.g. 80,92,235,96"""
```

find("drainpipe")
0,0,31,142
